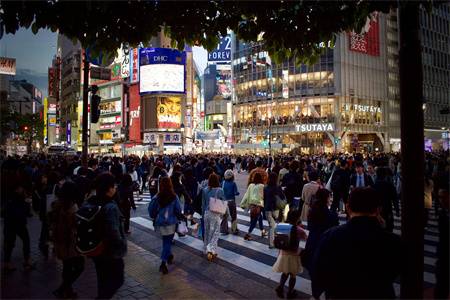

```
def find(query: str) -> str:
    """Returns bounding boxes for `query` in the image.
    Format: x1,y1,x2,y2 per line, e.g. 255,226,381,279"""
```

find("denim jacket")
148,195,183,226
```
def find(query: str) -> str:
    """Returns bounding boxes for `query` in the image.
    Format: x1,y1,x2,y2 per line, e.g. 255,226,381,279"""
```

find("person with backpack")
264,172,286,248
148,176,186,274
118,174,137,234
77,173,127,299
220,169,240,235
301,188,338,298
273,209,308,299
48,181,85,299
241,172,266,241
201,173,226,261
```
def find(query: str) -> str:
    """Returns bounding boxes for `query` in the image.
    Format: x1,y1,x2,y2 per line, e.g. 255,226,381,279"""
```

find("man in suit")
350,161,374,191
311,187,402,299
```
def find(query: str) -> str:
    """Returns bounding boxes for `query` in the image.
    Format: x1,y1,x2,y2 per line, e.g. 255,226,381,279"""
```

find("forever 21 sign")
208,36,231,62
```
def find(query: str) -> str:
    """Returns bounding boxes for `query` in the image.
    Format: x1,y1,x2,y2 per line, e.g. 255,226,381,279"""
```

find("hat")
224,169,234,180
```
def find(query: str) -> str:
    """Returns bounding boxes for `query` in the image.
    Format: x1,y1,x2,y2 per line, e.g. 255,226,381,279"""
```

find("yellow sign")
43,97,47,143
157,97,181,129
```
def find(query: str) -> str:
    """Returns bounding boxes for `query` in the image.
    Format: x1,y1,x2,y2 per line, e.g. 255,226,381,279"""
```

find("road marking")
131,217,313,295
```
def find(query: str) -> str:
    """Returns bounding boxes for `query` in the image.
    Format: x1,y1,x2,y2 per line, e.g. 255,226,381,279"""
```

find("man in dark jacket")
312,187,401,299
349,161,374,190
330,160,351,213
372,167,396,232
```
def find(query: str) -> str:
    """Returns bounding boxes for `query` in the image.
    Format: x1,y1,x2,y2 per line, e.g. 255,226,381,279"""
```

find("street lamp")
180,123,185,155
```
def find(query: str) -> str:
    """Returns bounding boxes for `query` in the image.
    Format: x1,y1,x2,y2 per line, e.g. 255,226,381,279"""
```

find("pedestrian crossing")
131,191,439,296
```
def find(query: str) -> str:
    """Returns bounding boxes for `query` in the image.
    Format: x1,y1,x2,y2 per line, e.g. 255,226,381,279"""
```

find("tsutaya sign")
344,104,381,113
296,123,335,133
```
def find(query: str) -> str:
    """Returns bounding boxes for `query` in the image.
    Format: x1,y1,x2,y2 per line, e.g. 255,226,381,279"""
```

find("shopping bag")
177,221,188,235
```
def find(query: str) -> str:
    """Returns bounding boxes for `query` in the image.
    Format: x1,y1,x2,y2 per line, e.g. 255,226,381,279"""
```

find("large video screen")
139,48,186,94
140,64,184,94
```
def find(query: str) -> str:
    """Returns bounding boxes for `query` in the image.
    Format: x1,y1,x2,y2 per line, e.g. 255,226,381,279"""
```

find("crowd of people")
0,150,448,299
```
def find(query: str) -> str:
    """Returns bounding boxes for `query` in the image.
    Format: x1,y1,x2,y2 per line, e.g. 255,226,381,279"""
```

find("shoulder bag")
208,189,227,215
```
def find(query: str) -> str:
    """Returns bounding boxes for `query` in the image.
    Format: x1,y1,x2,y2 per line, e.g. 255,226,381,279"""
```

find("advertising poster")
216,68,232,99
139,48,186,94
157,96,181,129
128,84,141,143
349,14,380,56
66,121,71,145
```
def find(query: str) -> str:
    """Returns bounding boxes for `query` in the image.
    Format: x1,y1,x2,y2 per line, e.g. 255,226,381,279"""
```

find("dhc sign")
208,36,231,62
296,123,335,133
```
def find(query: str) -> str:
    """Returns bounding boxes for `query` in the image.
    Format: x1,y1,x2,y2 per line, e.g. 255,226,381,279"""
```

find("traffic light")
23,126,29,131
90,94,101,123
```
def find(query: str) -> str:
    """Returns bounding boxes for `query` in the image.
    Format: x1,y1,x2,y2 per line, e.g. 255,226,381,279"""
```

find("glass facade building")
231,13,394,154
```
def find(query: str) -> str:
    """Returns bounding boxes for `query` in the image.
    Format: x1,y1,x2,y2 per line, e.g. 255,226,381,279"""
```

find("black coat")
373,179,396,232
312,216,401,299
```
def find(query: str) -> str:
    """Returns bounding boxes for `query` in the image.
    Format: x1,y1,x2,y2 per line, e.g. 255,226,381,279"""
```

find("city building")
231,12,397,154
57,34,81,147
420,3,450,150
137,31,195,155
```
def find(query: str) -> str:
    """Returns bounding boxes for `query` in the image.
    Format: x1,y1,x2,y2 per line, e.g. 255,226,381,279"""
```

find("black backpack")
274,223,297,250
75,202,105,257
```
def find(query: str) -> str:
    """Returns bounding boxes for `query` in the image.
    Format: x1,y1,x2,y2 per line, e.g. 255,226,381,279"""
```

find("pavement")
1,171,440,299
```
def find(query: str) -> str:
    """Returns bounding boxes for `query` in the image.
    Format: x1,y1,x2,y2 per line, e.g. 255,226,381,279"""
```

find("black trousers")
3,224,30,262
93,257,124,299
331,190,348,212
61,256,85,291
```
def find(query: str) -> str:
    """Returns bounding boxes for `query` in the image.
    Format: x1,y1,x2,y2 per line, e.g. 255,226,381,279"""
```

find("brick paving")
0,214,239,299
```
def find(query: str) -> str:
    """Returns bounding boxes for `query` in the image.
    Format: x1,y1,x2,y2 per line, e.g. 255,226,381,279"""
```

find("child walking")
272,209,308,299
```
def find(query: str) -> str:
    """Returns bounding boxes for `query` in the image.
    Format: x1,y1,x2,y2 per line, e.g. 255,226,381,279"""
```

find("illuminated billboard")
157,96,181,129
139,48,186,94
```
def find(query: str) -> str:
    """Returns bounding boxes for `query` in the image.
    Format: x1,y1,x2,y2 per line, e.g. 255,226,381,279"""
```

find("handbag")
177,221,189,235
209,189,227,214
275,195,287,210
249,204,261,219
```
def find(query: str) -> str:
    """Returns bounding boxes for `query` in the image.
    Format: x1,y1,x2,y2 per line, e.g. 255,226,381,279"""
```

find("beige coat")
300,181,321,222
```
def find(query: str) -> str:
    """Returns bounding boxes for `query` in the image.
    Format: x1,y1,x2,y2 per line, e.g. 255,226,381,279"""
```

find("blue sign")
139,48,186,95
208,36,231,62
139,48,186,66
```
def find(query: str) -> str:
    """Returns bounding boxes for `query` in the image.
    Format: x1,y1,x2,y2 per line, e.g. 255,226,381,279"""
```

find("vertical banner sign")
43,98,48,145
208,36,231,62
48,68,55,97
349,13,380,56
130,48,139,83
282,70,289,99
121,45,130,78
66,121,71,145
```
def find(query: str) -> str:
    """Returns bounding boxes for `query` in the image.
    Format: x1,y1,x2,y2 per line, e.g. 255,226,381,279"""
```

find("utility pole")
81,51,89,166
398,2,424,298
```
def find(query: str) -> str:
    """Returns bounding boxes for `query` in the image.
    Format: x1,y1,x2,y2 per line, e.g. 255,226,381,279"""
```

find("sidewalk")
1,215,236,299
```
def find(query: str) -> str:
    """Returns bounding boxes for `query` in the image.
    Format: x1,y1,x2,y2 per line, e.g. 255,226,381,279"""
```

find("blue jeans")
248,210,264,234
161,234,174,263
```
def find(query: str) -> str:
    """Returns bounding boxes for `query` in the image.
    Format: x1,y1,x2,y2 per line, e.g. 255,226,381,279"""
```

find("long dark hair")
308,188,331,225
59,181,78,210
157,176,177,208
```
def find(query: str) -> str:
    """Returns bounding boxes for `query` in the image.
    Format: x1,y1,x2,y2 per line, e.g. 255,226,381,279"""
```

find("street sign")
90,66,111,80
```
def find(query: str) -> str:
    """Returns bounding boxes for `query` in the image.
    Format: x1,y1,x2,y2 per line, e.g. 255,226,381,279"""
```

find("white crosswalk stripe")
133,191,438,288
